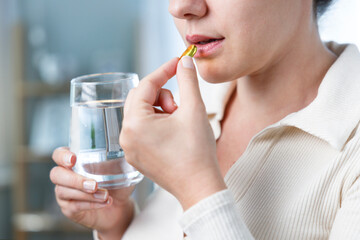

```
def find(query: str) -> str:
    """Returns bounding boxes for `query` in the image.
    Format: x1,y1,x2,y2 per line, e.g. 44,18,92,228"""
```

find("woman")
50,0,360,239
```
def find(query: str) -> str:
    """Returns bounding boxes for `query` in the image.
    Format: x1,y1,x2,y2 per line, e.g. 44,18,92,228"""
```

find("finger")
132,58,178,109
55,185,109,203
176,56,204,109
123,88,136,118
50,166,98,193
52,147,76,168
69,197,112,212
58,197,113,218
154,88,178,113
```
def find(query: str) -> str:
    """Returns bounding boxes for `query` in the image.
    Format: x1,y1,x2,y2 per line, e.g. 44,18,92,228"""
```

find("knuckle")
161,66,173,80
88,202,97,209
68,200,80,213
51,150,57,162
71,200,94,212
57,199,73,218
61,207,74,219
145,77,159,89
162,88,172,96
55,189,63,203
119,132,128,150
52,146,67,162
52,147,62,159
69,173,83,190
120,121,141,151
159,89,173,101
120,137,131,153
125,154,135,166
54,185,59,195
73,202,82,212
55,186,65,199
49,167,59,183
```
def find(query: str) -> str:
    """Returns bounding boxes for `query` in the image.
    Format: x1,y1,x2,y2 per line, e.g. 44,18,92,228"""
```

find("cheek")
212,3,301,79
173,19,186,39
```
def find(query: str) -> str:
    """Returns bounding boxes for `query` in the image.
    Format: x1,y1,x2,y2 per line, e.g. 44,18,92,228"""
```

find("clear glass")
69,72,143,189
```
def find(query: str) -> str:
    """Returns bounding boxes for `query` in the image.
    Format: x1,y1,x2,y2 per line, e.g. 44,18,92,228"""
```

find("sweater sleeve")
329,175,360,239
179,189,254,240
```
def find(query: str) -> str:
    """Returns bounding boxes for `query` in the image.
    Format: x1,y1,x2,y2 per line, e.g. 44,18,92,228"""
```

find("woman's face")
169,0,312,83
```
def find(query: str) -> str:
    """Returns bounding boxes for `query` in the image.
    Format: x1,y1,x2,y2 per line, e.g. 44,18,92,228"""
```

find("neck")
235,23,336,123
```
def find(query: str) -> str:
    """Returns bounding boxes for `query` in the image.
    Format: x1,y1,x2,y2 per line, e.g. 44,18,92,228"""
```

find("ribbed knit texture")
180,190,254,239
179,43,360,239
179,124,360,240
91,43,360,240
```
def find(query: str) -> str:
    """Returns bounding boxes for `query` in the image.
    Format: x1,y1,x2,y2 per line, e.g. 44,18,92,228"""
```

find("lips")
186,35,224,57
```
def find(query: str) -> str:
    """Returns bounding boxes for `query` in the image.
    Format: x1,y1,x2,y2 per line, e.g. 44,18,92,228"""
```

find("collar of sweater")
200,42,360,151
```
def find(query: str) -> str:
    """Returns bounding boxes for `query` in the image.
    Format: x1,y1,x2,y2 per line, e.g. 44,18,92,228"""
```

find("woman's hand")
50,147,135,239
120,56,226,210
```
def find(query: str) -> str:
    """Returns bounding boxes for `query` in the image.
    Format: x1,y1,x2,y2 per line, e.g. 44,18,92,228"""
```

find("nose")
168,0,207,20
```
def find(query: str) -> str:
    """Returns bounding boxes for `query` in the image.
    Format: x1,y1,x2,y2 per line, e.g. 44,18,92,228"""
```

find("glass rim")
71,72,138,85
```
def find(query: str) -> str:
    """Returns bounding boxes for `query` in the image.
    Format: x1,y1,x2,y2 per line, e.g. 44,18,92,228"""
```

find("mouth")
186,35,225,57
186,35,225,45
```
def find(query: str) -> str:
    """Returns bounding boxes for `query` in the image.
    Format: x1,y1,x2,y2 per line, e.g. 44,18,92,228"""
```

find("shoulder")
340,121,360,194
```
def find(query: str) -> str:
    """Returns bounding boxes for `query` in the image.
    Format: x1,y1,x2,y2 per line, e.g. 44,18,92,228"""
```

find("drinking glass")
69,72,143,189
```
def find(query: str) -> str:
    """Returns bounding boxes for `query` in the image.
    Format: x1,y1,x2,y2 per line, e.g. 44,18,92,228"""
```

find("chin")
196,62,221,83
197,65,238,84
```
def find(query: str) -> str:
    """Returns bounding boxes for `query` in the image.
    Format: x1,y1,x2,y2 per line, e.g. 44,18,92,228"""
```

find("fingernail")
93,190,108,201
173,101,178,108
63,154,73,166
181,56,195,69
83,181,96,191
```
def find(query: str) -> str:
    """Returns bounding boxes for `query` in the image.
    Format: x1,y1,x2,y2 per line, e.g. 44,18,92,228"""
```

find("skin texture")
50,0,337,239
170,0,307,82
50,147,135,239
169,0,336,175
120,56,227,210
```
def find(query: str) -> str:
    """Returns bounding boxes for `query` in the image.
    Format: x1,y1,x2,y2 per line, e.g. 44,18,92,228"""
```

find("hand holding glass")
70,73,143,189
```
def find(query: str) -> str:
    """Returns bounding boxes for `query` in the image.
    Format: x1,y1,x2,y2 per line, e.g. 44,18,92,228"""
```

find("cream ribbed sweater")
95,43,360,240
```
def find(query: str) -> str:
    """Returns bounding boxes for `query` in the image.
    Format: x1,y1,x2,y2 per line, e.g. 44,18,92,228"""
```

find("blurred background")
0,0,359,239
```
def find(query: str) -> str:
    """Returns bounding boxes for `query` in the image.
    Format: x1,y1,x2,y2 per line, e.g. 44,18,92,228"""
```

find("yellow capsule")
180,45,197,59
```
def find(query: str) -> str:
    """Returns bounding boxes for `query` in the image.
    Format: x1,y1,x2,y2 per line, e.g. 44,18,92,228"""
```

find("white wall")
319,0,360,47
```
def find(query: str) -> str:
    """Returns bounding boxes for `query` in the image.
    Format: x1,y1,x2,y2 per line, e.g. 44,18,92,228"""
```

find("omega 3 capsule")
180,45,197,58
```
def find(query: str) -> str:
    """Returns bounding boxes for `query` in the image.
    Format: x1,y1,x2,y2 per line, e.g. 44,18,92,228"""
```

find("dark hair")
314,0,335,17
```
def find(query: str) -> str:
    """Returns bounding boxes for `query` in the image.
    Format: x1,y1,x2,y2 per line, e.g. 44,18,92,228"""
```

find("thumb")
176,56,204,108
